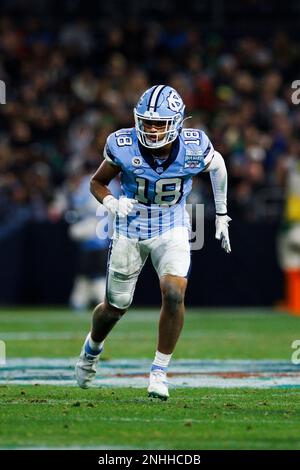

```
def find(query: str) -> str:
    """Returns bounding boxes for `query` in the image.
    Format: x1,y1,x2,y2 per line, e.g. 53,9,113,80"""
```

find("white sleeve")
205,151,228,214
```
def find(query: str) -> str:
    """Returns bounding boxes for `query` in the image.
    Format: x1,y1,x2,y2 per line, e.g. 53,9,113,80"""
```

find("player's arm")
204,151,232,253
91,160,137,218
90,160,121,203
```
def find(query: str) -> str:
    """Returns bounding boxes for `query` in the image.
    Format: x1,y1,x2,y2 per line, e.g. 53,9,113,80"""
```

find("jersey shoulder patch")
181,128,214,171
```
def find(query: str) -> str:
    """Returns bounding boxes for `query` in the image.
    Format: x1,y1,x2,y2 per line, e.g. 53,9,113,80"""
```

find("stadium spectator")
1,16,298,226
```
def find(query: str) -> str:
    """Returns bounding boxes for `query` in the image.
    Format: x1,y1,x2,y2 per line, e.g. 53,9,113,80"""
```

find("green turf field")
1,387,300,450
1,308,300,449
0,307,299,359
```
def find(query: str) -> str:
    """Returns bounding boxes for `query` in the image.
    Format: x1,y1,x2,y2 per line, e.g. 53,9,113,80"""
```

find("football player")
75,85,231,399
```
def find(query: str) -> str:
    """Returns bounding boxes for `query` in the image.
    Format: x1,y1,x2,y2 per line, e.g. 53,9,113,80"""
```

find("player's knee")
106,291,133,311
161,281,185,311
106,270,136,311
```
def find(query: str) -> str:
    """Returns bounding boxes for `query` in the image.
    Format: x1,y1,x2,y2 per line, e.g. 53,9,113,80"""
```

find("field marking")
0,442,293,451
0,333,83,341
0,311,160,323
1,358,300,389
0,309,277,324
0,331,260,341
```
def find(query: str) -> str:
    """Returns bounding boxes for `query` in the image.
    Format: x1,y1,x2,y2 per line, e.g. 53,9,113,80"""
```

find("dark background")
0,219,283,306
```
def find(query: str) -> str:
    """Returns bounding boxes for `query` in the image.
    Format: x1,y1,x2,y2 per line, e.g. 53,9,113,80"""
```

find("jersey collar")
138,137,180,174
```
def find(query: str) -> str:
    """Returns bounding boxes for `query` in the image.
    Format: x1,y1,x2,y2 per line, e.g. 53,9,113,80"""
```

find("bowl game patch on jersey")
184,149,204,168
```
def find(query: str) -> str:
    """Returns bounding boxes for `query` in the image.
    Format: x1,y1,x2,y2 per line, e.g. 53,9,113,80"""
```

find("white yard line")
0,332,82,340
0,310,270,324
0,331,256,340
0,311,160,323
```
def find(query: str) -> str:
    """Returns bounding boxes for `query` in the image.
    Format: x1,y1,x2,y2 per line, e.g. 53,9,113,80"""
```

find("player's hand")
215,214,232,253
102,195,137,218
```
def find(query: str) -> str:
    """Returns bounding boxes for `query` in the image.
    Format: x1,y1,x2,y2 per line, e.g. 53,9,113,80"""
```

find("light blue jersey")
104,127,214,239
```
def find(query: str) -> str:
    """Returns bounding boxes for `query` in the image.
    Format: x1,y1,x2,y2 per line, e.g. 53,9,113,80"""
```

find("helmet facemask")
134,110,182,149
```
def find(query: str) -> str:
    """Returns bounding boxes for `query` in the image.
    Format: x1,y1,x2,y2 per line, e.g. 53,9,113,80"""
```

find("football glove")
102,195,137,218
215,214,232,254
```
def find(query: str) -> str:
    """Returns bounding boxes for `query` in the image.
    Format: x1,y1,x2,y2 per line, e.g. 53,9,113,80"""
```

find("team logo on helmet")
167,90,183,112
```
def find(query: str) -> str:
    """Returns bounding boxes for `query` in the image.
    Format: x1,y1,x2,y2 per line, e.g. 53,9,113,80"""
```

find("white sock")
84,332,104,356
152,350,172,371
89,335,104,351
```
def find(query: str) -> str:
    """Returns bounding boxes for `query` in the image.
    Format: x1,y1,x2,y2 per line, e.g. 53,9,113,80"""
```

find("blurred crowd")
1,14,300,240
